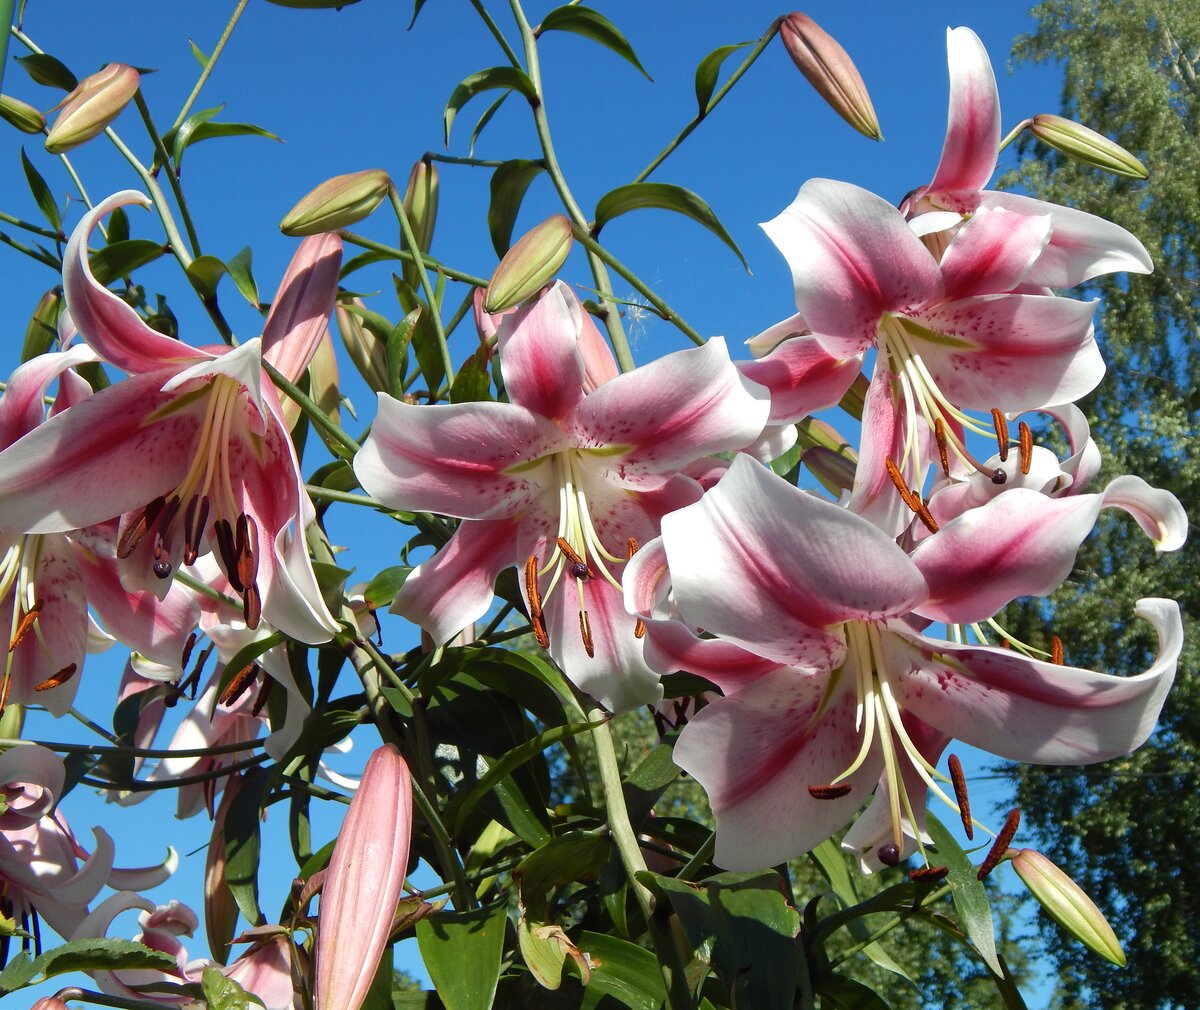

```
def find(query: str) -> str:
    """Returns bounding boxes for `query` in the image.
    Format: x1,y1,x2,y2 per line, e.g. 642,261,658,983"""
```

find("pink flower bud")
780,13,881,141
314,743,413,1010
31,998,71,1010
45,64,140,154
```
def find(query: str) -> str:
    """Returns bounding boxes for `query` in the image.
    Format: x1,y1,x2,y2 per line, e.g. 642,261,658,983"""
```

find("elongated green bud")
1029,114,1148,179
336,299,390,393
1012,848,1126,966
44,63,140,154
780,13,881,141
402,160,439,255
484,214,573,313
0,94,46,134
280,169,392,236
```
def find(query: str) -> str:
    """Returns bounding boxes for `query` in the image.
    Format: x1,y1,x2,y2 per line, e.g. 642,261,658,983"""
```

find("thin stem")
354,632,417,706
0,230,59,268
102,127,194,270
633,18,783,183
444,285,478,341
675,831,715,882
173,568,240,609
305,484,384,509
478,601,515,641
67,707,121,745
276,775,352,805
53,988,173,1010
388,188,455,385
0,736,263,759
262,359,361,457
339,229,489,287
0,211,62,241
171,0,251,132
57,151,97,213
467,0,522,67
81,751,270,792
424,152,517,168
134,91,202,256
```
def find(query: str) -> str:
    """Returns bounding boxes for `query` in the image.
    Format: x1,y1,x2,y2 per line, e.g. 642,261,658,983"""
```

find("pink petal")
673,666,877,869
262,232,343,384
392,518,519,645
0,345,98,449
938,206,1051,298
1098,475,1188,552
576,297,619,392
497,280,588,421
762,179,942,351
63,192,206,374
640,620,782,696
889,600,1181,763
928,28,1000,195
737,330,861,424
353,393,565,520
225,934,297,1010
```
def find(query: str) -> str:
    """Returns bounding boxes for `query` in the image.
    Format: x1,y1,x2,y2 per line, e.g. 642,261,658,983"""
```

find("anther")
1051,635,1064,665
555,537,585,567
180,631,198,672
235,514,259,592
633,618,646,640
579,610,595,658
9,600,43,652
914,499,940,534
242,584,262,630
117,496,165,559
884,457,922,512
977,808,1021,880
182,495,210,566
626,538,639,559
33,663,78,692
948,753,973,840
909,865,950,883
1018,421,1034,476
219,662,259,707
808,783,852,799
525,555,550,649
877,843,901,867
991,408,1010,461
250,675,273,718
213,519,243,592
933,419,951,478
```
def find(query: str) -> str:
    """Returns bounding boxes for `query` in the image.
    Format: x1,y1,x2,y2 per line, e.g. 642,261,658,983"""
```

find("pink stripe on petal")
939,207,1052,298
0,345,98,449
738,333,861,425
262,232,343,385
497,281,588,420
928,27,1000,195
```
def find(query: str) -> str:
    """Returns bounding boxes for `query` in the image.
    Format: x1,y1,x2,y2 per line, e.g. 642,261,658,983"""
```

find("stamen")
9,601,42,652
633,618,646,640
250,675,273,718
933,419,951,477
884,457,922,512
117,497,165,559
525,555,550,649
555,537,585,567
808,783,852,799
977,808,1021,880
948,754,973,840
1051,634,1064,665
219,662,259,707
182,495,210,566
909,865,950,883
877,843,901,867
578,610,595,658
913,498,940,534
242,584,262,630
213,520,243,592
626,538,639,559
180,631,198,671
991,408,1010,461
235,514,259,592
33,663,78,692
1018,422,1034,475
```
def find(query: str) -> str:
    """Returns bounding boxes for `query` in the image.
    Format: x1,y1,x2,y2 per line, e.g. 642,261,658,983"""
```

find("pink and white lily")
624,456,1183,870
354,281,770,712
0,191,341,645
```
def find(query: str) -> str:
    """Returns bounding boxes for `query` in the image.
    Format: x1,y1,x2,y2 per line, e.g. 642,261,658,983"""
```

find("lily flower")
0,191,342,644
355,281,770,712
624,456,1183,870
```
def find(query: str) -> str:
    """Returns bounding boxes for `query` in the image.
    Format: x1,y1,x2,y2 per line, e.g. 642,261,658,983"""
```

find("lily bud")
44,63,140,154
803,445,857,496
402,160,439,256
483,214,573,313
780,13,881,141
31,998,71,1010
336,299,390,393
315,743,413,1010
1012,848,1126,966
0,94,46,134
1028,114,1148,179
280,169,392,236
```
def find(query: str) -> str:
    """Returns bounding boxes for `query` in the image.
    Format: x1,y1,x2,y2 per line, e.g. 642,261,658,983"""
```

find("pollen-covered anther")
1051,635,1064,665
219,662,260,707
633,618,646,640
933,418,951,477
914,498,940,534
884,456,922,512
250,674,273,718
117,496,165,559
9,600,43,652
625,537,639,559
948,753,973,840
234,514,260,596
579,609,595,658
524,554,550,648
977,807,1021,880
991,408,1010,461
33,663,78,692
909,865,950,883
807,783,853,799
1018,421,1034,475
182,495,211,566
180,631,198,671
242,584,262,629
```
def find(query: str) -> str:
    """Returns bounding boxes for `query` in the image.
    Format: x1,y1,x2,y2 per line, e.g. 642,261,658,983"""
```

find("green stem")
51,987,174,1010
262,359,361,457
276,774,353,805
827,884,954,968
388,188,455,384
339,229,489,287
444,285,478,341
0,230,59,268
173,568,240,609
675,831,715,882
633,18,782,184
424,151,517,168
0,210,62,241
507,0,635,372
0,736,262,759
57,151,97,213
81,751,270,791
103,127,194,270
134,90,202,256
467,0,522,67
0,0,15,95
305,484,383,509
171,0,250,132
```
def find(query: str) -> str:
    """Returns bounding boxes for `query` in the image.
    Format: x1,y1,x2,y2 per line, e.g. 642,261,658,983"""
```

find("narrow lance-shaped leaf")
469,90,510,158
925,813,1004,977
488,159,546,256
15,52,77,90
538,5,652,80
444,67,536,146
21,148,61,232
695,40,752,115
416,904,508,1010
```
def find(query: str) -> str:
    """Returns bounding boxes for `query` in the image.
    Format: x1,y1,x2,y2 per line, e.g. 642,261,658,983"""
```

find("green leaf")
16,52,76,90
926,813,1003,976
578,931,665,1010
518,916,566,990
468,91,509,159
694,41,751,115
107,206,130,244
21,148,60,232
89,240,167,285
201,965,250,1010
223,767,273,927
361,942,395,1010
226,246,260,307
593,182,747,269
186,254,228,300
416,905,507,1010
515,831,611,898
362,564,411,609
0,951,37,995
387,306,422,399
622,742,681,828
815,977,894,1010
189,40,211,69
35,938,179,979
215,631,286,699
167,104,281,169
488,159,545,256
408,0,431,28
449,346,491,403
539,6,651,80
444,67,536,146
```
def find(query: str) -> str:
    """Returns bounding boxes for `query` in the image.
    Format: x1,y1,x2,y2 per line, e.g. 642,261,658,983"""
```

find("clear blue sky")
0,1,1070,1004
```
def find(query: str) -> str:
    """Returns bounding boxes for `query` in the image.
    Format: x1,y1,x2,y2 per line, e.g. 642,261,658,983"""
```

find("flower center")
0,536,76,709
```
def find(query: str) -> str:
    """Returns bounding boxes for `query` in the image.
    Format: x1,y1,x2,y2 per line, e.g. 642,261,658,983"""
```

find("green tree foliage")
1001,2,1199,1007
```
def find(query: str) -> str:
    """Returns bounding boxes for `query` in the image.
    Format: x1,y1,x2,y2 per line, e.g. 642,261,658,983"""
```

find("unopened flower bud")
803,445,857,496
31,997,71,1010
44,63,140,154
483,214,573,314
280,169,392,236
0,94,46,134
780,13,881,141
402,160,439,255
1012,848,1126,966
1028,114,1148,179
336,299,390,393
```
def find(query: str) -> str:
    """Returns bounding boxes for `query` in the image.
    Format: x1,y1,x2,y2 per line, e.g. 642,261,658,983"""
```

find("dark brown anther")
571,561,590,580
182,495,210,566
219,662,259,707
179,631,198,672
117,496,166,559
909,865,950,883
235,514,260,591
242,583,262,630
33,663,78,692
1018,421,1034,476
213,519,243,592
991,408,1010,461
877,843,901,867
933,418,952,477
626,537,639,559
579,609,595,658
186,643,214,698
524,555,550,648
1051,635,1064,665
948,753,973,840
633,618,646,640
9,600,43,653
250,675,274,718
807,783,852,799
977,808,1021,880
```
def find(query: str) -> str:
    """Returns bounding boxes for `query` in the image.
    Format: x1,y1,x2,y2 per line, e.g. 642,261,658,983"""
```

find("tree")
1001,3,1199,1007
